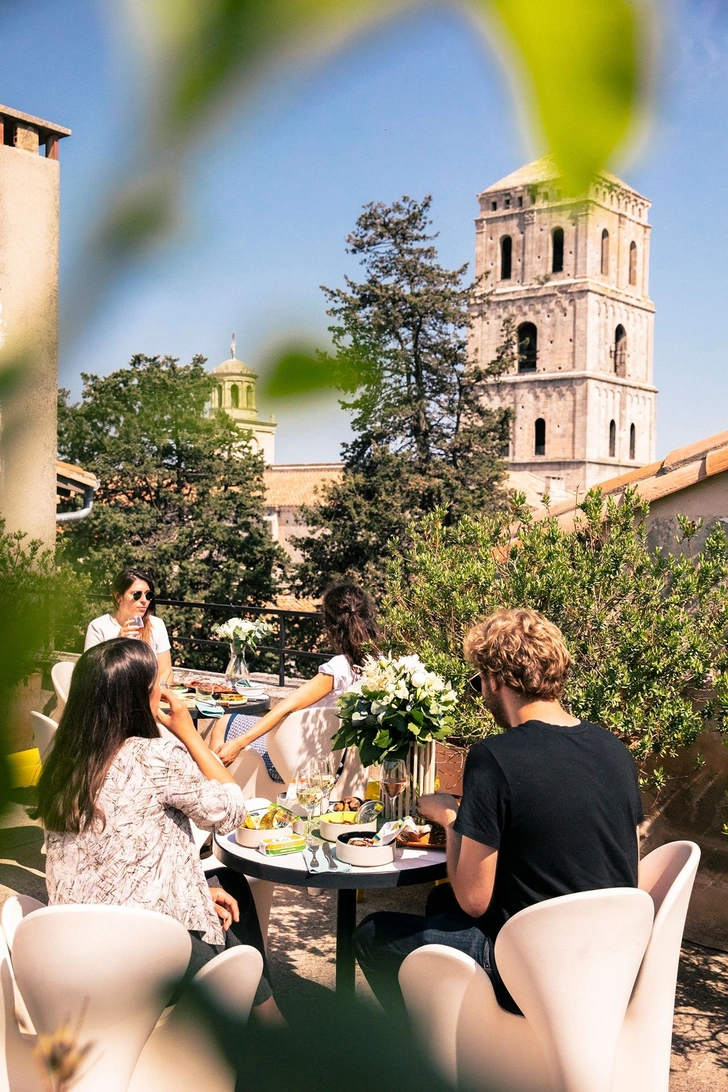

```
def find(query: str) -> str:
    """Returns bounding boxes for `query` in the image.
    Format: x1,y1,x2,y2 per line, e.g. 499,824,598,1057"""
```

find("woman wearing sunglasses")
85,568,172,679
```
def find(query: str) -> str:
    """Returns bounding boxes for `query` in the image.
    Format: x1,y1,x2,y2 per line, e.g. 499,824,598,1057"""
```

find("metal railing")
155,598,329,687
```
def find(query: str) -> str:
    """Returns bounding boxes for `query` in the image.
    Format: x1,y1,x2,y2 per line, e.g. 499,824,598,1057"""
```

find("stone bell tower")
471,158,657,495
208,336,277,463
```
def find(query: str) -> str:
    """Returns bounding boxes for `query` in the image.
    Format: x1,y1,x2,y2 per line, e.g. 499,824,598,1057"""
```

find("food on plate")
331,796,362,812
244,804,293,830
320,811,359,825
348,837,376,847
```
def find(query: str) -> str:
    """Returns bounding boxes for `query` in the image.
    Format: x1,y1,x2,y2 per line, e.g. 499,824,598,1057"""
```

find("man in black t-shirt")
353,608,644,1015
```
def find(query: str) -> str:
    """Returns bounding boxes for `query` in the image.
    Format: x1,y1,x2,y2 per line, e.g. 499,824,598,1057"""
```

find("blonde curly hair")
464,608,571,700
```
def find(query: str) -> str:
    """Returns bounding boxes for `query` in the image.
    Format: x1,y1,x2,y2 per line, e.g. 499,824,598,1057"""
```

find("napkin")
303,846,351,874
195,699,225,718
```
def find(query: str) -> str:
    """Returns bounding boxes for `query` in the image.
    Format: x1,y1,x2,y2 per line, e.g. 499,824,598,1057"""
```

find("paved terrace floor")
1,793,726,1090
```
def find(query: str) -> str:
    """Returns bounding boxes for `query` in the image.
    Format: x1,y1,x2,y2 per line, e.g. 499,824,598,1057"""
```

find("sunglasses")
131,590,154,601
468,673,483,697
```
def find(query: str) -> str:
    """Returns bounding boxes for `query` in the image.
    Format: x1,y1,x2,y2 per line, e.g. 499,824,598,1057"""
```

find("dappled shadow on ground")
672,941,728,1077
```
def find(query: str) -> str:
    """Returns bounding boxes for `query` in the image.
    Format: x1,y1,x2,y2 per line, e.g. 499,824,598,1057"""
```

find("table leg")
335,888,358,999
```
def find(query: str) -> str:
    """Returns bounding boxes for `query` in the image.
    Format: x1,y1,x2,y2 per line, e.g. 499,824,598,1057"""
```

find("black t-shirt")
453,720,644,938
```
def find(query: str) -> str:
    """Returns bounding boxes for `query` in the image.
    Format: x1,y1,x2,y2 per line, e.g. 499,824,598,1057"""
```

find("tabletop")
213,830,448,890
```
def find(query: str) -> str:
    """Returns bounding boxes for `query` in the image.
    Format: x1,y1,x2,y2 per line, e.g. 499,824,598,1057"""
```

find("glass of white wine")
318,754,337,814
295,761,325,846
381,758,408,821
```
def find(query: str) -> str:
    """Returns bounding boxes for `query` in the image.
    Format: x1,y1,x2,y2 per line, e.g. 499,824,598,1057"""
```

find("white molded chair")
12,904,192,1092
50,659,75,716
29,711,58,763
128,945,263,1092
399,841,699,1092
266,707,367,798
0,917,37,1091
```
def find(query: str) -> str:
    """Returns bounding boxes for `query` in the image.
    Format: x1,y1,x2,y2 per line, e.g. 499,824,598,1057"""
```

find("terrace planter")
435,739,469,796
640,728,728,951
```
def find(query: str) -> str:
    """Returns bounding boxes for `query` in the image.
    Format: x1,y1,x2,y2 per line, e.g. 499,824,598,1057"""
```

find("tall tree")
295,195,514,595
58,354,285,608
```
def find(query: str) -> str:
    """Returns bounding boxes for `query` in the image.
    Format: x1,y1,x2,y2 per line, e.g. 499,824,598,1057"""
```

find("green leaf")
479,0,644,194
261,346,335,399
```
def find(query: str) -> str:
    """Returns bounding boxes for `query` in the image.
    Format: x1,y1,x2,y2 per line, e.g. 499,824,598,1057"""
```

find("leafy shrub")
381,488,728,763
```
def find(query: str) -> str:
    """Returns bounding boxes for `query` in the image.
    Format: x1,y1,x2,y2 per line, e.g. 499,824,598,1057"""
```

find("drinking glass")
318,755,337,815
381,759,408,821
295,762,325,847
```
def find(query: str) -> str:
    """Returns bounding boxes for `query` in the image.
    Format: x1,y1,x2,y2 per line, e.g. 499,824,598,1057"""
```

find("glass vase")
225,643,250,688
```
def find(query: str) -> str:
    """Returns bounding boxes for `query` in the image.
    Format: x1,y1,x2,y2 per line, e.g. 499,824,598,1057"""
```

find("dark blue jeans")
353,885,519,1017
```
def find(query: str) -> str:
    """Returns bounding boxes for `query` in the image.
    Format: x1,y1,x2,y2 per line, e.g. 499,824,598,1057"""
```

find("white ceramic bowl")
335,831,395,868
319,812,377,843
235,682,267,699
236,799,290,847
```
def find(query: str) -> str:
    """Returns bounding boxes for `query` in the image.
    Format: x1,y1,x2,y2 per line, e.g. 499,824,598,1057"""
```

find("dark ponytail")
322,583,380,668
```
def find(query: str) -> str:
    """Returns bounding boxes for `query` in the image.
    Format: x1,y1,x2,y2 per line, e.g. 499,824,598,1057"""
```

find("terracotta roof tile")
264,464,343,508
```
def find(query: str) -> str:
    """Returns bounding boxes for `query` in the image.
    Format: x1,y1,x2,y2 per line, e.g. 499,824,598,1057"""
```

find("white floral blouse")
44,737,246,945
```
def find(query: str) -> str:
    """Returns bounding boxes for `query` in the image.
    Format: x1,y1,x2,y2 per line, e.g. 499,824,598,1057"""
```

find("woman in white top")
85,568,172,679
36,638,280,1018
213,583,380,767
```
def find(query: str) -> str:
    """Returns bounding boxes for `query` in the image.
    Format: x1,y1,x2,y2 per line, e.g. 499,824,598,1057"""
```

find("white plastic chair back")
614,840,701,1092
30,711,58,763
13,904,191,1092
0,921,37,1092
51,659,75,715
1,894,44,953
494,887,654,1092
266,707,366,796
129,945,263,1092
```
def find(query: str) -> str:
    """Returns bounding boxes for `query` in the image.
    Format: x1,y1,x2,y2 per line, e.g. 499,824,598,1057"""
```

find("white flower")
411,670,427,688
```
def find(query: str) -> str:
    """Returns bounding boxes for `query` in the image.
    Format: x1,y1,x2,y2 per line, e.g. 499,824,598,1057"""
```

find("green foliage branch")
380,488,728,765
57,354,286,658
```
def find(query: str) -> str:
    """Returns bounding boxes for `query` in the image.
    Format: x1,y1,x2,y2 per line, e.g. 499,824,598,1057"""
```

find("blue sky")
1,0,727,463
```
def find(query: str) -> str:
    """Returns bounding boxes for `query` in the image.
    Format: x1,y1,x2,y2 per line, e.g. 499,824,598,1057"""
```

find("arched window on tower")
612,325,627,376
230,384,239,409
609,419,616,458
629,241,637,286
629,423,636,460
552,227,564,273
500,236,512,280
601,229,609,275
246,385,254,408
534,418,546,456
517,322,538,372
216,385,223,407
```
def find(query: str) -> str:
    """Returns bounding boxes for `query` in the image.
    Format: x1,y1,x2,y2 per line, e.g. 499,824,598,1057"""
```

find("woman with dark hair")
36,638,280,1020
212,582,380,768
85,568,172,679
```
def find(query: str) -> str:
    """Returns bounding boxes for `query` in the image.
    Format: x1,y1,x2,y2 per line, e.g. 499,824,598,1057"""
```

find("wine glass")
381,759,408,821
295,761,325,847
318,754,337,815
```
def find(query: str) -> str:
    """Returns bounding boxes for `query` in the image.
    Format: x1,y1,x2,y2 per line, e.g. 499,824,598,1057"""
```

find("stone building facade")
471,158,657,495
208,339,277,463
0,105,70,546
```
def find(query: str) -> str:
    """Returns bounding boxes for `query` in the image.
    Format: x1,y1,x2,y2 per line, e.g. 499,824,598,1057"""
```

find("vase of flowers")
211,617,273,687
334,654,458,817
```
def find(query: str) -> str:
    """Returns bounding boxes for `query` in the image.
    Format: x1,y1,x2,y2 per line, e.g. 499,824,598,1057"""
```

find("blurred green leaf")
482,0,642,194
262,346,335,398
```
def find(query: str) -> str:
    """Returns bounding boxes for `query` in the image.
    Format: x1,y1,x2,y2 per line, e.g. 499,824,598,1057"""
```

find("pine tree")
296,196,514,595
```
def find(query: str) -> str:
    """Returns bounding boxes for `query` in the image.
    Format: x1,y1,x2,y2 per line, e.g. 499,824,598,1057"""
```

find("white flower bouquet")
212,617,272,654
333,653,458,765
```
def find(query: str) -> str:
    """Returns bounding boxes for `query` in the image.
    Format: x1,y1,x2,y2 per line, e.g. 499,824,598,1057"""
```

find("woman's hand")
212,736,246,767
157,689,196,739
118,617,143,639
209,887,240,931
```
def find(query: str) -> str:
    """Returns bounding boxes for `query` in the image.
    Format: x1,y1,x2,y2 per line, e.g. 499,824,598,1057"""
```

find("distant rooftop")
264,464,343,507
0,104,71,139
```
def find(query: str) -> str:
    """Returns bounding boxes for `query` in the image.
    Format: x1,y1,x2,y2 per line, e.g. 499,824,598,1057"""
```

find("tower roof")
479,156,647,201
212,334,256,377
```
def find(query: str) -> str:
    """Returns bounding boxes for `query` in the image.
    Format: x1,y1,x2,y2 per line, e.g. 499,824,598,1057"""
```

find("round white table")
213,831,448,998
